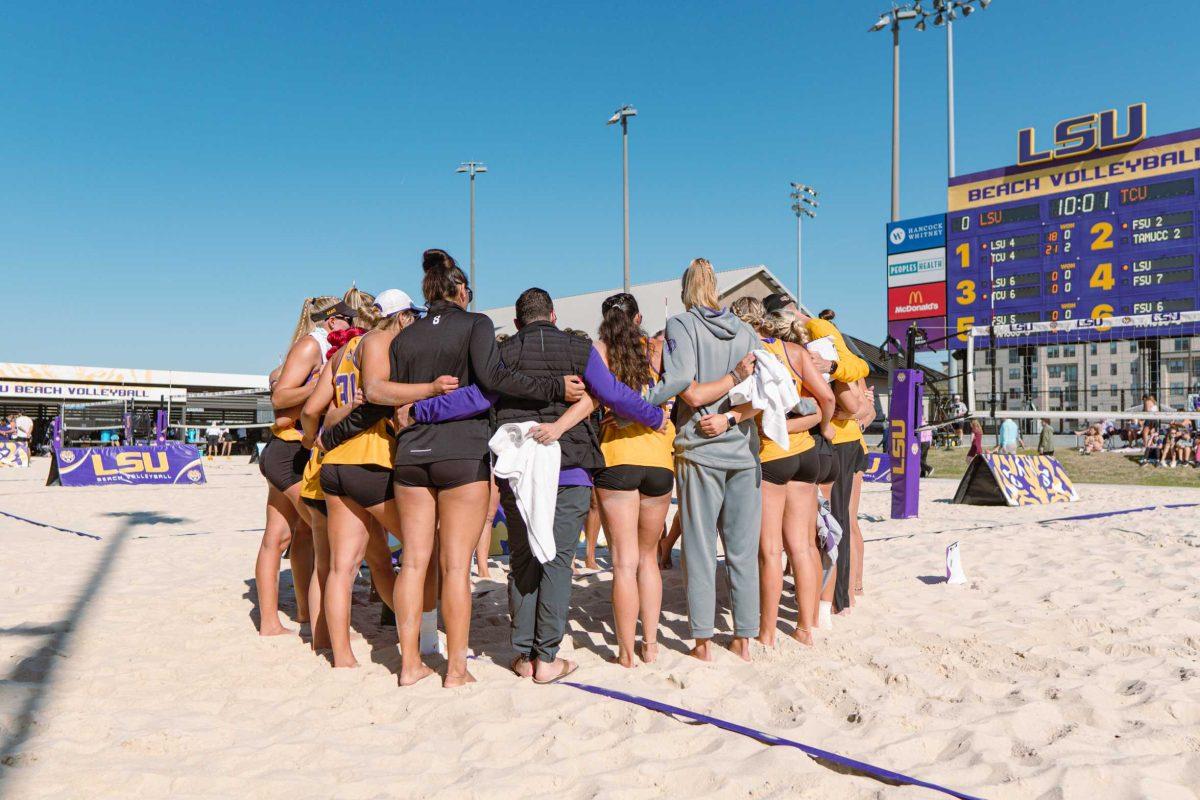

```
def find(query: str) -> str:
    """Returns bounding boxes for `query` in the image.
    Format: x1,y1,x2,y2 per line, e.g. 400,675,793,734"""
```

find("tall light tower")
935,0,992,180
790,183,818,308
455,161,487,310
869,4,920,221
607,104,637,293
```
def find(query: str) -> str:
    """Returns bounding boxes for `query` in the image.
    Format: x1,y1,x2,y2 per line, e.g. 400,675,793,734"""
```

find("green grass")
919,445,1200,488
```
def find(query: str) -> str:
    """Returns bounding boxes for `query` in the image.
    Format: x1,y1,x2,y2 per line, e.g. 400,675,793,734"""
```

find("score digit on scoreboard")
945,103,1200,347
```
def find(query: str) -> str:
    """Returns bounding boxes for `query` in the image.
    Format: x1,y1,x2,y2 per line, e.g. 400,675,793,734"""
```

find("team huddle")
254,250,875,687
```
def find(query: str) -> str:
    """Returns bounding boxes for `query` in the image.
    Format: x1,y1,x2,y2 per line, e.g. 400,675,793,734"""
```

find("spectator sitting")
1162,425,1182,468
1175,426,1194,467
1077,424,1104,455
0,417,13,441
1141,429,1165,466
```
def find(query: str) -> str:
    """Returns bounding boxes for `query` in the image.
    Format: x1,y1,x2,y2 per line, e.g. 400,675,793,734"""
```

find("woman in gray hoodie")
646,258,761,661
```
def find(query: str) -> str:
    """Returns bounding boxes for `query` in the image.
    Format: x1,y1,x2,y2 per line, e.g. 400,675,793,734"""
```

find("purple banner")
0,441,31,468
862,451,890,483
889,369,923,519
49,443,206,487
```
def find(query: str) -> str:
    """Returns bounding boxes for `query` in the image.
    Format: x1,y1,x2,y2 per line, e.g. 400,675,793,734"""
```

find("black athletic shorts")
593,465,674,497
761,447,828,485
321,463,394,508
259,437,310,492
810,435,837,485
207,435,219,448
393,457,490,490
300,495,327,516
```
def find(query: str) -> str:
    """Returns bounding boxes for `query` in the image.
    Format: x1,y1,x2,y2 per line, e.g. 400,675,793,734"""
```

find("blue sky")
2,1,1195,374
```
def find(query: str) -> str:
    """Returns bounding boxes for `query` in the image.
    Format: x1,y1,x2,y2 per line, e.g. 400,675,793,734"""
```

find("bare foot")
688,640,714,662
790,627,814,647
639,641,659,664
332,653,360,668
755,631,776,648
613,649,638,669
657,540,673,570
399,661,436,686
510,655,533,679
726,637,752,662
258,620,294,637
444,669,477,688
532,658,577,684
584,560,600,571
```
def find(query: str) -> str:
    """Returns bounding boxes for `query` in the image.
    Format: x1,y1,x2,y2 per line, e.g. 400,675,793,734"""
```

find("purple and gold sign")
48,443,206,487
0,441,30,468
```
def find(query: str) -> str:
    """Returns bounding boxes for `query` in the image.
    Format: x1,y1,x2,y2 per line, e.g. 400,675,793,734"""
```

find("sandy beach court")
2,458,1199,799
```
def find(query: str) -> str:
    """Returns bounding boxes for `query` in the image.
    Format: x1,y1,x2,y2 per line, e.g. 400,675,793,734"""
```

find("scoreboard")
945,118,1200,348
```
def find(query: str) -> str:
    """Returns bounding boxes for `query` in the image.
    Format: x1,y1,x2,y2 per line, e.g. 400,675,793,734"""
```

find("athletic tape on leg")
562,681,985,800
0,509,102,540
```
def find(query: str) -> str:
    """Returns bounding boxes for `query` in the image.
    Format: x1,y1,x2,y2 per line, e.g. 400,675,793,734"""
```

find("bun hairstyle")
819,308,836,321
599,292,651,390
421,248,469,304
730,297,765,332
762,309,811,345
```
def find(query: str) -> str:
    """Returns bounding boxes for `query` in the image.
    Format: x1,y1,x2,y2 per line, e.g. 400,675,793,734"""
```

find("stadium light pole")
934,0,992,180
869,5,919,221
455,161,487,310
608,104,637,293
790,183,818,307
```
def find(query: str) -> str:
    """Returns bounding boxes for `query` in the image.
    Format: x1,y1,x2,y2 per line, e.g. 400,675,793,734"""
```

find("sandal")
532,659,578,685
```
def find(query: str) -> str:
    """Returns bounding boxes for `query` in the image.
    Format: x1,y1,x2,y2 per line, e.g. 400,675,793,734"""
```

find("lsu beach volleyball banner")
952,454,1078,507
862,451,890,483
0,441,30,468
47,443,206,487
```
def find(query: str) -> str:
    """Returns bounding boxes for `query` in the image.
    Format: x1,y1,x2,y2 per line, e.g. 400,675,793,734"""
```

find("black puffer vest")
495,321,604,471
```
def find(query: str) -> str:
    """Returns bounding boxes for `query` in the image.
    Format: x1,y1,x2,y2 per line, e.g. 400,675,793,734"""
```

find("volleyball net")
960,312,1200,435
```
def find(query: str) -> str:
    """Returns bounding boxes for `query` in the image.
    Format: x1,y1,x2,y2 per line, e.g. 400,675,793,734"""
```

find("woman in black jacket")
360,249,583,687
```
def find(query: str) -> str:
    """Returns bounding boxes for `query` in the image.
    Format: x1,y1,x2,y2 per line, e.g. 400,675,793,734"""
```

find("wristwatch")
725,412,738,429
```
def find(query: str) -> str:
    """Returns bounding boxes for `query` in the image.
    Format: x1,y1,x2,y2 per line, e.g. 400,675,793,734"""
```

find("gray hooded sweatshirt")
646,306,760,470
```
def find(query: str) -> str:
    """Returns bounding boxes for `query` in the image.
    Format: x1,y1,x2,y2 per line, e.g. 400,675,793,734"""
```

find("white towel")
730,348,802,451
806,336,837,383
488,422,561,564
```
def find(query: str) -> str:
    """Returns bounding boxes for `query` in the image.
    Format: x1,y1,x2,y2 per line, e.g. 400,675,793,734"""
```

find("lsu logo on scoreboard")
90,451,170,477
1017,103,1146,167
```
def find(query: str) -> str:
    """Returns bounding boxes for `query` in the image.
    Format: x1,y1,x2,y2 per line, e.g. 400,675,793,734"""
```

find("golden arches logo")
908,289,924,304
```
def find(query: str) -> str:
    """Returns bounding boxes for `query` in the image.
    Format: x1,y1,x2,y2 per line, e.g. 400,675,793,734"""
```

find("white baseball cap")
372,289,424,317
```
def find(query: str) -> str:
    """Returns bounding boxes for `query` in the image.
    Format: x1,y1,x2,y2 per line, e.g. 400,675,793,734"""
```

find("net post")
889,368,923,519
988,322,998,421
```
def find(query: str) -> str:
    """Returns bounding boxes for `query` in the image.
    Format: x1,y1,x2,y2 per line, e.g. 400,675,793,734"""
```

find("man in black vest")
497,288,665,683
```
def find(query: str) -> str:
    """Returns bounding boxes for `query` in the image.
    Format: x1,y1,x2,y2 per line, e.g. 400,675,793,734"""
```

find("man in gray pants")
502,485,591,674
646,259,761,661
496,288,666,682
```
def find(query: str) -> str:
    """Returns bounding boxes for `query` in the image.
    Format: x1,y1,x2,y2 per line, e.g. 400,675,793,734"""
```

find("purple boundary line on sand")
0,509,102,541
560,682,986,800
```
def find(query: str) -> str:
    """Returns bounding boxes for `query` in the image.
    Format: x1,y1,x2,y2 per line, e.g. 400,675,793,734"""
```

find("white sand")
2,457,1199,799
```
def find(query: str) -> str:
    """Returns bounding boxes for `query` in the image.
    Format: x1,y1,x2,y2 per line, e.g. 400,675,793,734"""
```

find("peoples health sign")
48,442,206,487
886,248,947,288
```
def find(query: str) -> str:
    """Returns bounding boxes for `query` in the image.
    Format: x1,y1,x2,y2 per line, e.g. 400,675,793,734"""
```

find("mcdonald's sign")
887,281,947,322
